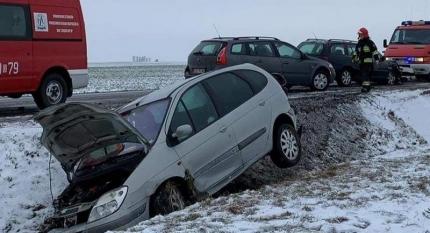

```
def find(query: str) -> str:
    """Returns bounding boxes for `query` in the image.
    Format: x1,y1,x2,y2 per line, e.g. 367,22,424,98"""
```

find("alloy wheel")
313,73,328,90
341,70,352,86
280,128,299,160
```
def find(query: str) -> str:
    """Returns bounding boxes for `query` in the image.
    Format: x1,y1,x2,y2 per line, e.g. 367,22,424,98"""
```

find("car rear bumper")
49,199,148,233
68,69,89,89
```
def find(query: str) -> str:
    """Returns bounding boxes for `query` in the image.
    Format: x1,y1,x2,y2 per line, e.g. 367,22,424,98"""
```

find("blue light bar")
401,20,430,26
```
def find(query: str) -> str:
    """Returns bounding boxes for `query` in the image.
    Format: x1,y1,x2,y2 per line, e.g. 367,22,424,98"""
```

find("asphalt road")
1,82,429,121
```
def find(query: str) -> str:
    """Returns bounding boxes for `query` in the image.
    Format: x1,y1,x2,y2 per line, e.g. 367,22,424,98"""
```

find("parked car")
185,37,336,91
35,63,301,232
0,0,88,109
384,20,430,81
298,39,402,86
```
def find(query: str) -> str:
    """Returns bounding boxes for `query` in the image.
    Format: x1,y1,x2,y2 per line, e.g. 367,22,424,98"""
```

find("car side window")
0,4,30,40
233,70,268,94
275,42,302,59
169,101,195,142
330,44,346,56
346,44,356,56
181,83,218,132
204,72,254,116
231,43,247,55
249,42,275,57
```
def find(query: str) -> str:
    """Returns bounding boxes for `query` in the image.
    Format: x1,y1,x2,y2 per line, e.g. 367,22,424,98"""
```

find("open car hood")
34,103,148,172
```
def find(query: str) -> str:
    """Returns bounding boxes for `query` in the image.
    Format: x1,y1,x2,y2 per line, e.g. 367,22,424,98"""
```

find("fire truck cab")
384,20,430,81
0,0,88,108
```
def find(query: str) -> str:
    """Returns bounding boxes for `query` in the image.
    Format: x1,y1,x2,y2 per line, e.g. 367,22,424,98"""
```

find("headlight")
385,57,394,61
414,57,424,63
88,186,128,222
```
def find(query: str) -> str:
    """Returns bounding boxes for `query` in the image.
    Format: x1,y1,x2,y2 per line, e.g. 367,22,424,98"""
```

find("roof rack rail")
212,36,280,41
328,39,357,43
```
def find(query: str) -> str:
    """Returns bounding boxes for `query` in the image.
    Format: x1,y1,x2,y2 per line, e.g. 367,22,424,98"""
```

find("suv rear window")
0,4,30,40
192,41,224,56
298,42,324,56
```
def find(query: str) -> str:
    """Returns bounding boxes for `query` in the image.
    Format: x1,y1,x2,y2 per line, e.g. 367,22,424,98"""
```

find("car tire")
150,181,186,217
337,69,353,87
270,124,301,168
33,73,68,109
386,71,396,85
311,70,329,91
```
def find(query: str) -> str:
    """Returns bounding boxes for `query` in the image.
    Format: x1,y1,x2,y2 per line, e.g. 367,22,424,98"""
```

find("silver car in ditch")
35,63,301,232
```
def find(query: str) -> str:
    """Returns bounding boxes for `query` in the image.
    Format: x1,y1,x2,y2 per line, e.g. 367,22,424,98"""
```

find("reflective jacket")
355,38,378,64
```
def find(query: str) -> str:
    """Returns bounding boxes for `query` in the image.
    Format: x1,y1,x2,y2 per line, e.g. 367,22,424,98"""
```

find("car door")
329,43,351,72
0,3,33,94
274,41,311,85
246,41,282,74
169,82,242,194
209,70,271,165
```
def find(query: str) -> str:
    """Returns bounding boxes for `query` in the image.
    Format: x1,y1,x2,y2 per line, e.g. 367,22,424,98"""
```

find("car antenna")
312,32,317,39
213,24,221,39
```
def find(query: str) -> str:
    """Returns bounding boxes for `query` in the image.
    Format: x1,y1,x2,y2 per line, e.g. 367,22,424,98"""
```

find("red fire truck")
384,20,430,81
0,0,88,108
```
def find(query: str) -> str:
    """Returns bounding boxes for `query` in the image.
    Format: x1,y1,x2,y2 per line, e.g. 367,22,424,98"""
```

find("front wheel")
33,73,68,109
386,71,396,85
150,181,186,217
270,124,301,168
311,71,329,91
337,69,353,87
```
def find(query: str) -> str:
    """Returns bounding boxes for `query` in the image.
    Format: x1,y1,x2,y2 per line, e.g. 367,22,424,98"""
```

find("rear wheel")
33,73,68,109
311,70,329,91
150,181,185,217
337,69,353,87
270,124,301,168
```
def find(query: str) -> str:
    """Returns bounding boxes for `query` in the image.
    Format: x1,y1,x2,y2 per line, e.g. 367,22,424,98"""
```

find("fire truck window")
0,5,29,39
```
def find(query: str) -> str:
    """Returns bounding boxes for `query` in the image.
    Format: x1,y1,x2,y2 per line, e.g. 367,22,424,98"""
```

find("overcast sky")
80,0,430,63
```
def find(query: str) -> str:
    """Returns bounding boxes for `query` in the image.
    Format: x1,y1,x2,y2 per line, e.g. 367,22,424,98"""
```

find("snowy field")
76,63,186,93
0,89,429,232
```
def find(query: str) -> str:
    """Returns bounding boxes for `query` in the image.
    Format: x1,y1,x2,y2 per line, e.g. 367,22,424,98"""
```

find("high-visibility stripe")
363,58,373,63
363,46,371,52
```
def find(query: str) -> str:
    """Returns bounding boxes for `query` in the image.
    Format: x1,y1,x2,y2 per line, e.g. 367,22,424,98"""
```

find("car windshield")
298,42,324,56
390,29,430,44
124,99,170,144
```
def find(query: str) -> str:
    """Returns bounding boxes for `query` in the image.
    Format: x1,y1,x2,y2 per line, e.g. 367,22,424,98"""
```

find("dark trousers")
360,63,373,86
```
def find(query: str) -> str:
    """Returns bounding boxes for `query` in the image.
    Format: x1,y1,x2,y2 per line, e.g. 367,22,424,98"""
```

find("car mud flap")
184,169,209,202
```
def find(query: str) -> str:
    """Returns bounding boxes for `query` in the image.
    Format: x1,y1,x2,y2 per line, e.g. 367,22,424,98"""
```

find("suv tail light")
217,47,227,65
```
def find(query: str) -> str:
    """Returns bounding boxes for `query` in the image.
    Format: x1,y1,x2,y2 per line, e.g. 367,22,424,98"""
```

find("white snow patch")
0,121,67,233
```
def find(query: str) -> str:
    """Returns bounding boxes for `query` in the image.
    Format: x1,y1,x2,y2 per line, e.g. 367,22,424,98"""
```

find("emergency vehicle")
384,20,430,81
0,0,88,108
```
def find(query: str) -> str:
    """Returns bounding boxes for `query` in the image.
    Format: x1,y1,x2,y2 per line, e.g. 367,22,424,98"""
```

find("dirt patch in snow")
220,92,427,195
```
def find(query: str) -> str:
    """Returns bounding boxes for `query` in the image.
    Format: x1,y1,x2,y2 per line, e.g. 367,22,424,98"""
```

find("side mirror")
172,125,193,142
383,39,388,48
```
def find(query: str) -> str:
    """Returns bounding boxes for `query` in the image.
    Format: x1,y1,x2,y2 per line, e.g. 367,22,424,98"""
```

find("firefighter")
353,27,379,92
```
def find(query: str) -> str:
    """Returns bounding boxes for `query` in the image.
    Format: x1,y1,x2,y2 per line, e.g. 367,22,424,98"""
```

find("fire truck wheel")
33,73,68,109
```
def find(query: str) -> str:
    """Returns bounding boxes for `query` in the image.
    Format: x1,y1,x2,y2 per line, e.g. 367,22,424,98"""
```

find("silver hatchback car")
36,63,301,232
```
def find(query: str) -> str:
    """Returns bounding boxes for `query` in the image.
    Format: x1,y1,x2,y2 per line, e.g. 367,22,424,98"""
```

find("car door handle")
219,126,228,133
259,101,266,106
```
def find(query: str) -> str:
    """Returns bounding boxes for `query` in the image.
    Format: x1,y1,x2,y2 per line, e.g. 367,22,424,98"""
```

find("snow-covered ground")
75,64,185,94
0,89,429,233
